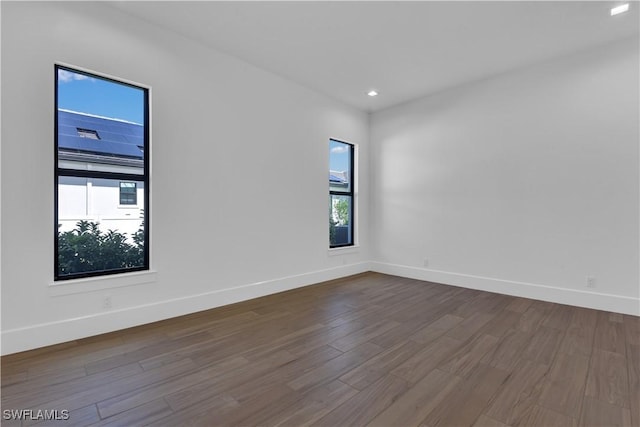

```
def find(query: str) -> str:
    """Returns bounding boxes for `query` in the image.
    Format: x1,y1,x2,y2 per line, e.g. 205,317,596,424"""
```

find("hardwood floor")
1,272,638,426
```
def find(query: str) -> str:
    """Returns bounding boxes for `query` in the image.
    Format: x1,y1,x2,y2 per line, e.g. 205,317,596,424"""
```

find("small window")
120,182,137,205
77,128,100,139
329,139,355,247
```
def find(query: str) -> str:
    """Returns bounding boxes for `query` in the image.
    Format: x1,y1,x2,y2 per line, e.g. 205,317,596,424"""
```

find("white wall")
1,1,370,354
371,37,640,315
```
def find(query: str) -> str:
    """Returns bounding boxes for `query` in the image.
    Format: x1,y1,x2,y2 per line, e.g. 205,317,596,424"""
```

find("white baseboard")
3,260,637,355
1,262,372,355
371,261,640,316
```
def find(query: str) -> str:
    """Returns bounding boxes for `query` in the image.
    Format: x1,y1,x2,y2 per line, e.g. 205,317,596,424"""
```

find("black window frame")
329,138,355,248
54,64,150,281
119,181,138,205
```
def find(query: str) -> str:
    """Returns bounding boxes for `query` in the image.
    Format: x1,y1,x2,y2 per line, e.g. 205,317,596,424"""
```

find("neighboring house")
57,109,145,240
329,170,348,189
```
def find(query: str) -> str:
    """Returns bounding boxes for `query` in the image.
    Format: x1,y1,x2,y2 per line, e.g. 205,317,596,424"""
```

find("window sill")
328,245,360,256
49,270,157,296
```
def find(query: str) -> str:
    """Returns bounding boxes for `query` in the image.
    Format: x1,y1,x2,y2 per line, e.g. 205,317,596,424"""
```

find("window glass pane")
57,176,145,277
330,194,352,246
329,139,351,193
55,66,149,280
57,68,145,175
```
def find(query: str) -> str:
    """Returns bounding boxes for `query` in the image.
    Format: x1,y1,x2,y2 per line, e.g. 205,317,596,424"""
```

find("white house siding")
58,176,144,240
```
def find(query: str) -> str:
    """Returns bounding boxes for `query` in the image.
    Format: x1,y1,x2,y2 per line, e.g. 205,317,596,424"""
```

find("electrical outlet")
586,275,596,288
423,258,429,267
102,296,112,309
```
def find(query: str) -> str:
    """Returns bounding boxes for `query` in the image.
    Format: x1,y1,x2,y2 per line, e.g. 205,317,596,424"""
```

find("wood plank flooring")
1,272,638,426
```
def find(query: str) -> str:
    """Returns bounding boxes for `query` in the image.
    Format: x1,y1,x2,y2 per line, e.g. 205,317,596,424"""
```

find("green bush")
58,219,145,276
335,199,349,225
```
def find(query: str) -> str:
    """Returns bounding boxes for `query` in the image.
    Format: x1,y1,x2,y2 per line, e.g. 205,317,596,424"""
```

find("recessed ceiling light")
611,3,629,15
367,90,378,97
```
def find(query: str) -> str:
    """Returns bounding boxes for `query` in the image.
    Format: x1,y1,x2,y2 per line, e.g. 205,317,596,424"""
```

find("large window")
329,139,354,247
55,65,149,280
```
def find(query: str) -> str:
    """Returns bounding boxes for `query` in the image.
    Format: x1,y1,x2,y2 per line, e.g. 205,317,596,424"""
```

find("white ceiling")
110,1,639,112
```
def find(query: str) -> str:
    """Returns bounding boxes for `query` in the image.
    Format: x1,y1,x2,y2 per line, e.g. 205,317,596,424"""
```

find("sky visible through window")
57,69,144,124
330,139,350,173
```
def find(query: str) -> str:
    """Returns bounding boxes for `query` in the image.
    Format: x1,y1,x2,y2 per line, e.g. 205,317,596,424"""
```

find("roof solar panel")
107,122,142,136
58,125,79,137
124,135,144,146
58,110,143,159
99,131,128,144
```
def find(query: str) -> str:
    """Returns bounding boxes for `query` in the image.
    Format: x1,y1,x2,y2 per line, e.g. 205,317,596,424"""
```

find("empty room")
1,1,638,426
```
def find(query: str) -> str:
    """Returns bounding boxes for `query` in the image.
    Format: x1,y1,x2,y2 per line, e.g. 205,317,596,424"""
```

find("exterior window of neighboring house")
55,65,149,280
119,182,137,205
329,139,354,247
